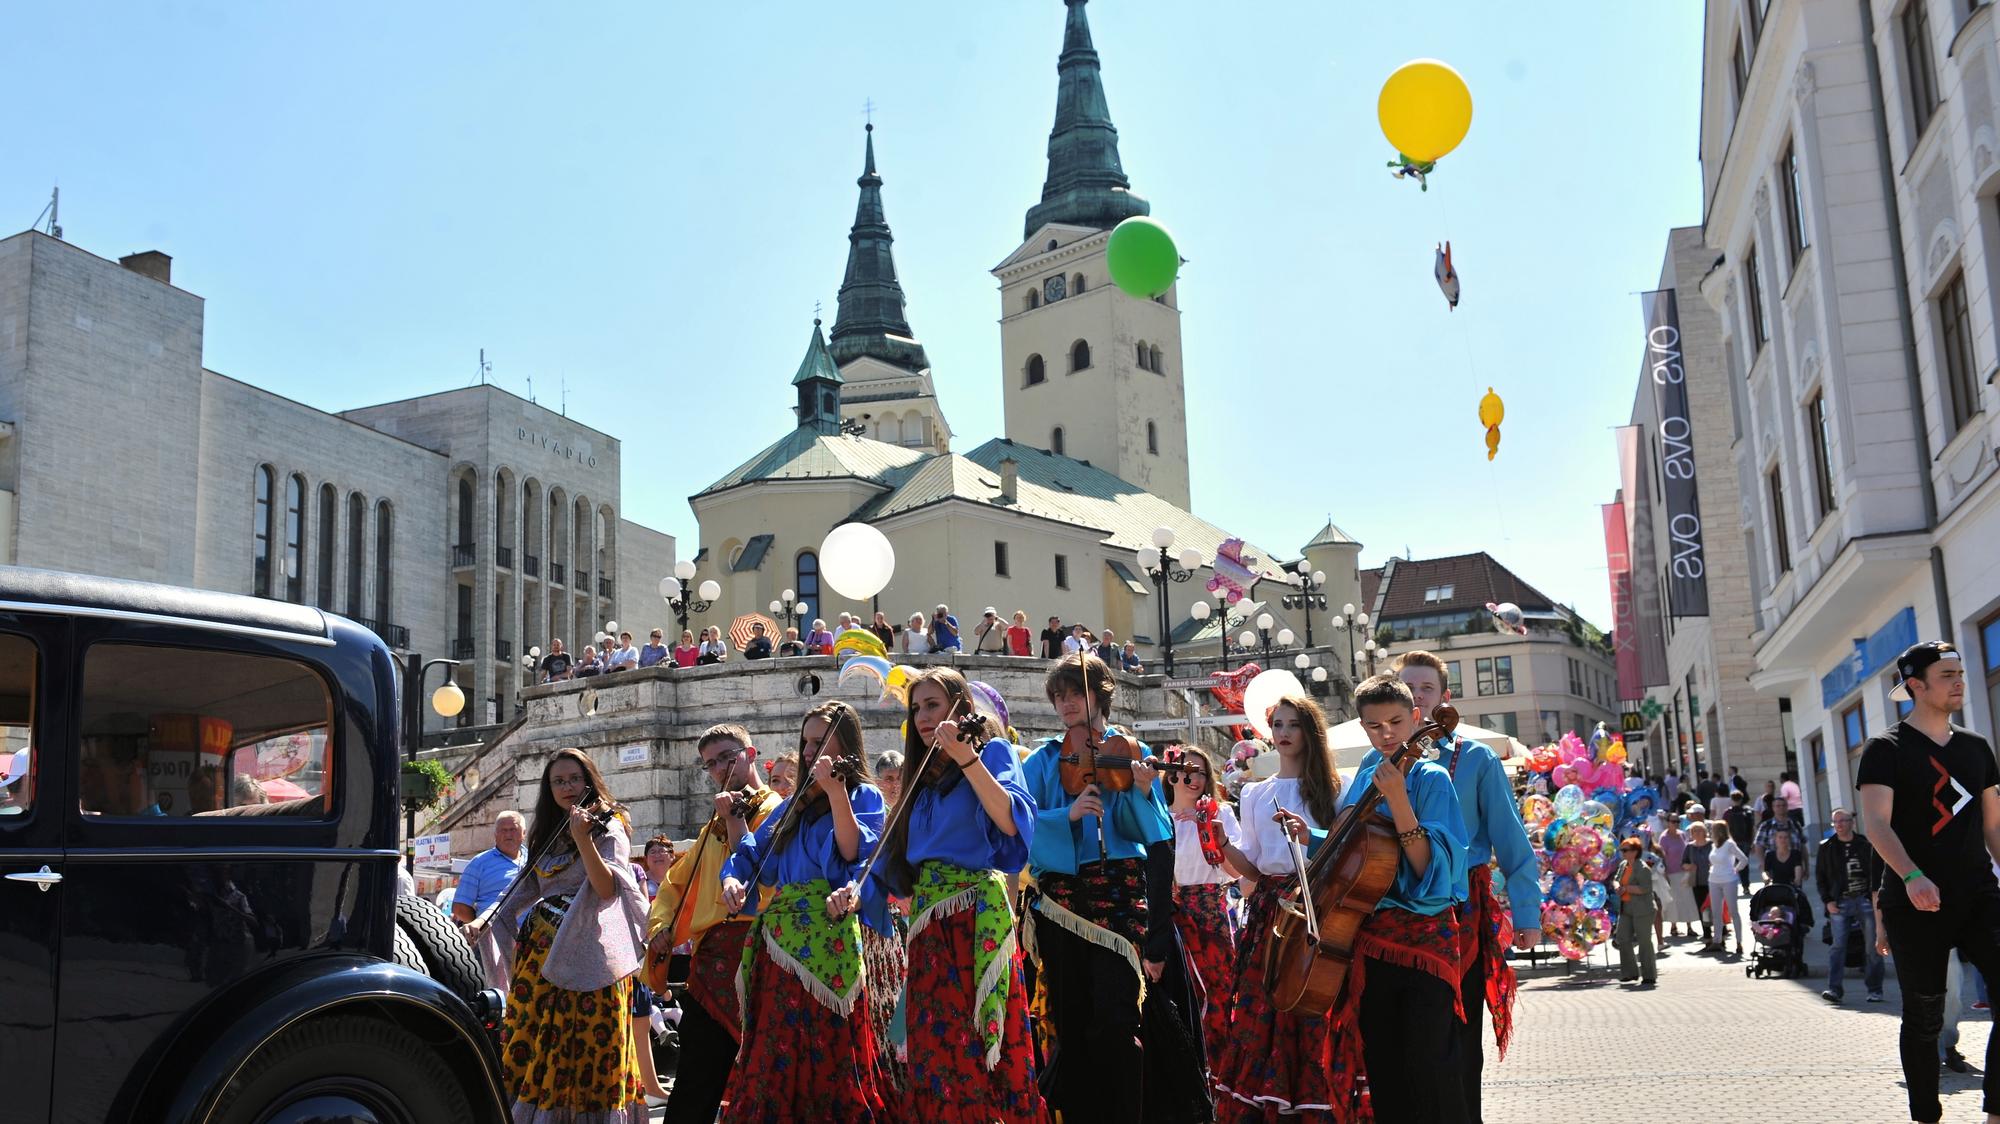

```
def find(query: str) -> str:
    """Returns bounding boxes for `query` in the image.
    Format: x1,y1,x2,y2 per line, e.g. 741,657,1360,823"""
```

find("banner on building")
1602,500,1642,699
1642,289,1710,617
1615,426,1671,690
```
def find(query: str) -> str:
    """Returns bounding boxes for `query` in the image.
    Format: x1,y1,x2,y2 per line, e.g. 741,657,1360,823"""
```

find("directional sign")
1198,714,1247,728
1130,719,1189,734
1161,676,1216,689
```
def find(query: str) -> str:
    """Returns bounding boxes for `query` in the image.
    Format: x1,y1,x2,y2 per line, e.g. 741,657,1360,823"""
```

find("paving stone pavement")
1486,930,1995,1123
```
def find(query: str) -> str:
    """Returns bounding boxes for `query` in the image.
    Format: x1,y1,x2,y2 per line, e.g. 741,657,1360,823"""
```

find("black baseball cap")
1890,641,1962,702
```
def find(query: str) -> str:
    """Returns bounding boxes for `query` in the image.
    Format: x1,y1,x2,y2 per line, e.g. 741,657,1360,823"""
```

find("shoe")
1867,993,1885,1003
1975,1000,1990,1011
1619,975,1639,982
1821,990,1842,1003
1944,1048,1970,1073
1638,979,1657,988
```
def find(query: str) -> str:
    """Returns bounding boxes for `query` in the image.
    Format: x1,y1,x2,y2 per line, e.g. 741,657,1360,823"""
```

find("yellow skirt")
501,905,647,1123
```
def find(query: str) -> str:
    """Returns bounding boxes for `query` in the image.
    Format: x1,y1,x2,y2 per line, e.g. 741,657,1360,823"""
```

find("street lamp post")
1293,651,1332,697
402,653,464,870
1280,560,1329,648
1329,603,1372,683
768,590,809,634
1189,589,1232,670
660,562,720,640
1136,526,1202,677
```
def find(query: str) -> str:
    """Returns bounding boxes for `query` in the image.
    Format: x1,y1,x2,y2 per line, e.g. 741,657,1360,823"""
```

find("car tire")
209,1013,475,1124
392,921,426,974
394,893,487,1002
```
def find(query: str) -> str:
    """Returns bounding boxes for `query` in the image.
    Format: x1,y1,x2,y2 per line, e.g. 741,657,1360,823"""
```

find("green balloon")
1106,217,1180,299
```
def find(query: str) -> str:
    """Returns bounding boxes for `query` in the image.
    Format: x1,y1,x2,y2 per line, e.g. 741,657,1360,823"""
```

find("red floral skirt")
901,907,1048,1123
1207,879,1334,1122
1174,881,1238,1064
719,942,886,1123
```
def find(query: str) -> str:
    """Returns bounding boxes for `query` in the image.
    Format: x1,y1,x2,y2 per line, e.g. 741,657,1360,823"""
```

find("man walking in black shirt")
1857,640,2000,1124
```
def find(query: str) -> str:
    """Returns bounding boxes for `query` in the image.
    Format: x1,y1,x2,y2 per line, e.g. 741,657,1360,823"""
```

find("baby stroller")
1745,882,1812,979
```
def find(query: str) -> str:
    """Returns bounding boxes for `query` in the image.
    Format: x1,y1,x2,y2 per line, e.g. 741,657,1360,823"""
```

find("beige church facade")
688,0,1358,667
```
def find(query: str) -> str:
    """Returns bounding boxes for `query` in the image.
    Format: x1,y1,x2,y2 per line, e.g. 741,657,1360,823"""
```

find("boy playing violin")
1019,652,1211,1123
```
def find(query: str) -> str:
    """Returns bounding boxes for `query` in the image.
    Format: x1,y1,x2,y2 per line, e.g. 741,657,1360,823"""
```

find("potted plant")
401,758,454,813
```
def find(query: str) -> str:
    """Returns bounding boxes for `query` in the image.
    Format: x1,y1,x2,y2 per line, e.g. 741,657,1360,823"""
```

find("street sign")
1620,711,1644,735
1161,676,1215,689
1130,719,1188,734
1198,714,1246,728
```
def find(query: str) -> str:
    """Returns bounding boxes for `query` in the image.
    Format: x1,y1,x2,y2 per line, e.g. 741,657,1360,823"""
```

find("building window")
1072,273,1086,294
1479,712,1520,738
1026,354,1045,386
1493,655,1514,694
1070,340,1091,372
1541,710,1563,743
284,473,305,603
1146,420,1159,455
1051,426,1065,456
1745,244,1768,352
1767,465,1792,573
1047,238,1059,252
1840,700,1867,754
1731,32,1749,105
1445,661,1462,696
796,550,819,624
456,584,473,646
494,473,509,548
1749,0,1766,46
1151,345,1165,374
253,465,274,597
1476,657,1494,696
1422,584,1455,603
457,476,474,547
374,501,393,629
1137,342,1151,370
1026,288,1040,311
1568,657,1583,696
316,483,336,607
1905,0,1940,139
1940,269,1982,434
995,541,1010,577
1781,140,1810,268
346,492,365,615
1806,391,1837,522
1981,609,2000,731
1054,553,1070,589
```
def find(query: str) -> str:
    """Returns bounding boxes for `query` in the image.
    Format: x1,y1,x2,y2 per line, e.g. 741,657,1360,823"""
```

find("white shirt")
609,644,639,669
902,630,931,655
1709,839,1747,884
1171,802,1243,886
1062,635,1086,654
1236,777,1321,877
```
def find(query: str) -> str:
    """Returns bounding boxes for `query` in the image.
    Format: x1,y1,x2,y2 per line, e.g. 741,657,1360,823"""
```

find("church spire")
792,318,844,435
829,124,931,375
1023,0,1150,240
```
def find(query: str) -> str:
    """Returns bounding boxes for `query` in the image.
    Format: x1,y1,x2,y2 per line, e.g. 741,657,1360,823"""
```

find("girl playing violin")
1019,653,1210,1124
1161,744,1244,1071
718,701,890,1121
858,667,1044,1122
1209,696,1341,1121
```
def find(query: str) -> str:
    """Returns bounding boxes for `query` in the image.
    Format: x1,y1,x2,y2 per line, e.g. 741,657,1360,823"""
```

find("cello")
1260,703,1459,1014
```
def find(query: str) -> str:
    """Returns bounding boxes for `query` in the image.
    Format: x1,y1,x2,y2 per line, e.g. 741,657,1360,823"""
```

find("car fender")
138,955,507,1124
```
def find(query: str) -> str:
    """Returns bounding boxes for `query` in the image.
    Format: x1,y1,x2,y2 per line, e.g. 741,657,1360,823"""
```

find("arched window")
494,472,510,552
1072,274,1086,293
1046,238,1059,252
316,483,336,607
1147,420,1159,455
1136,342,1150,370
1069,340,1090,372
284,474,305,602
253,465,274,596
1151,345,1165,374
1026,288,1040,311
1026,354,1046,386
1052,426,1066,456
375,501,394,629
456,475,474,547
797,550,820,624
346,492,366,615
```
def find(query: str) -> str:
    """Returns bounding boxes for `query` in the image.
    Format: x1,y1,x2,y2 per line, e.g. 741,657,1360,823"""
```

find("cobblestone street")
1490,930,1995,1123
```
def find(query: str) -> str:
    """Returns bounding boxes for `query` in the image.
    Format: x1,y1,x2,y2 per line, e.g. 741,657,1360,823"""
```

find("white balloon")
819,523,897,600
1243,669,1307,740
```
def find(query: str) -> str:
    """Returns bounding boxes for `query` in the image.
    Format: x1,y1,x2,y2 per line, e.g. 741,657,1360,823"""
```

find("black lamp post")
1330,603,1373,683
1280,560,1329,648
768,590,809,632
1136,526,1202,677
660,563,719,640
401,653,463,870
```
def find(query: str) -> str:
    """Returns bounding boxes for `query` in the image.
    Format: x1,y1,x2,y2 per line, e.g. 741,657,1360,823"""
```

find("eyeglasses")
550,775,588,789
700,749,743,773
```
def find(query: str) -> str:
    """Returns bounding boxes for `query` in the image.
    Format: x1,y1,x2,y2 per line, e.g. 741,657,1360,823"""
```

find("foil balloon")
1580,880,1608,910
1579,800,1613,829
1490,865,1511,904
1550,875,1580,905
882,664,918,708
1553,783,1585,821
1519,794,1554,828
831,628,888,662
967,681,1011,732
837,655,892,694
1487,600,1526,635
1583,849,1615,882
1549,848,1586,877
1525,744,1562,774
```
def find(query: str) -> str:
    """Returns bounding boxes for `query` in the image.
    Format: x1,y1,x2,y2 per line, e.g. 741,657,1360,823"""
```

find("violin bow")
1079,646,1108,863
843,695,973,910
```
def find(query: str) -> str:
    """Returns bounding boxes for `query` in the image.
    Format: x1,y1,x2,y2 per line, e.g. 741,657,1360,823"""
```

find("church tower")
793,319,844,435
831,125,953,454
994,0,1190,508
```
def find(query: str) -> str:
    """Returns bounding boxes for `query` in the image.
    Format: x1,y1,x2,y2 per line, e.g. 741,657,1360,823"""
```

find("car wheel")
394,893,486,1002
209,1014,474,1124
392,922,425,974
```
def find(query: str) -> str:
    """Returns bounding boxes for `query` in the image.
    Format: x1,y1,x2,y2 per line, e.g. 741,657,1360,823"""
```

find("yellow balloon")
1378,59,1473,164
1478,386,1504,428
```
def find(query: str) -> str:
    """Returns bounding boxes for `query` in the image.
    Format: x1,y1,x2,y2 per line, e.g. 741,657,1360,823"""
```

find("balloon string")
1434,183,1510,543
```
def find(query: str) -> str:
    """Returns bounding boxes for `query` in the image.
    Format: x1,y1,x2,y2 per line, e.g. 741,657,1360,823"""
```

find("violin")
723,785,762,820
918,710,995,790
1261,703,1458,1015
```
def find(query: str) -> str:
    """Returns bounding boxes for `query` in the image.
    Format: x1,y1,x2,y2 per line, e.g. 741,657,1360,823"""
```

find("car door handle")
5,865,60,892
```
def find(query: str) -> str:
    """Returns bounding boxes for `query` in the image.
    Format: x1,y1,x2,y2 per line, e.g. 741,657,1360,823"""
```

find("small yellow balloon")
1378,59,1473,164
1478,387,1504,428
1485,426,1501,461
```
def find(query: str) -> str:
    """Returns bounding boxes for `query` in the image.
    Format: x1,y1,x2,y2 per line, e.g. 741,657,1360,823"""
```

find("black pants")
1035,910,1146,1124
659,989,736,1124
1457,947,1487,1123
1882,888,2000,1122
1359,958,1468,1124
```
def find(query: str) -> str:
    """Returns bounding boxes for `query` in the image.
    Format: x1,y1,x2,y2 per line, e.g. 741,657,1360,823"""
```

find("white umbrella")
1327,717,1528,776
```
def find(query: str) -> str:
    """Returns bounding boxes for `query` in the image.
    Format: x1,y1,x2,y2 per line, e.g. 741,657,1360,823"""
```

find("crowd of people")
532,604,1151,684
446,646,1544,1122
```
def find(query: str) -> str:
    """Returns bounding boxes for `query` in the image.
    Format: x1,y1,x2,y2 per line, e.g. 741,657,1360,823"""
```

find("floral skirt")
502,906,647,1124
902,904,1047,1122
720,939,886,1122
1175,881,1238,1063
1208,879,1334,1122
862,921,908,1095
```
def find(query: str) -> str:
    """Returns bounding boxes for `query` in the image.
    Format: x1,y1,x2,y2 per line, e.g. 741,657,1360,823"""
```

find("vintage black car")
0,566,508,1123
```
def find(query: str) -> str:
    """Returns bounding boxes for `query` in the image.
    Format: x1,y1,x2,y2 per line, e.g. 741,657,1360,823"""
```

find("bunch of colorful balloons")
1520,782,1620,960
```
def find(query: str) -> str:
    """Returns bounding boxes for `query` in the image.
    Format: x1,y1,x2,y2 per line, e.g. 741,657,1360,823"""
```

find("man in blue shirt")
1396,650,1541,1121
451,810,525,926
929,604,961,651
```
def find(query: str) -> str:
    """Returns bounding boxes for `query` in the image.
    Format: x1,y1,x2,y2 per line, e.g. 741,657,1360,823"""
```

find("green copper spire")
1023,0,1150,240
829,124,931,374
792,318,844,435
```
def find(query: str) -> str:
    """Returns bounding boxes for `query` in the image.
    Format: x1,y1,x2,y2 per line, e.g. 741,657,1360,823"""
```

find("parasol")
259,776,312,802
728,612,779,652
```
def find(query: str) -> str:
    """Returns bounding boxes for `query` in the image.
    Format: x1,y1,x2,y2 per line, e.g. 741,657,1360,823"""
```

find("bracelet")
1902,867,1925,884
1396,826,1425,847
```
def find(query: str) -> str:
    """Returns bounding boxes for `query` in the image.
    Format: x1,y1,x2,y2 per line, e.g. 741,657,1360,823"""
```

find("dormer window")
1047,238,1059,252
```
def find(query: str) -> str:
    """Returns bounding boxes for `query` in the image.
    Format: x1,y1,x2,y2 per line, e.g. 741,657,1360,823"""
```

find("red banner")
1602,501,1641,700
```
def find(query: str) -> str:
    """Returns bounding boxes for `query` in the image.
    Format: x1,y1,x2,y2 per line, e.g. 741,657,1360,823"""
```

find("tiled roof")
1371,552,1558,619
695,429,929,497
1360,567,1383,615
1304,520,1360,549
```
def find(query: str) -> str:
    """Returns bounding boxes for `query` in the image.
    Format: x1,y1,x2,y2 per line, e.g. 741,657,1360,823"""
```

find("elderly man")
452,811,526,925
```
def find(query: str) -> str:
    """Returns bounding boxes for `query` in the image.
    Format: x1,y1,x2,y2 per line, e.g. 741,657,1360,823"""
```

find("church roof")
791,319,844,386
829,125,931,375
1304,520,1360,549
695,429,927,497
1022,0,1150,239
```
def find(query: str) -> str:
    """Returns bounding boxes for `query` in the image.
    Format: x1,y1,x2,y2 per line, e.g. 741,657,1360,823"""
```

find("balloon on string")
1105,217,1181,299
837,655,893,694
1378,59,1474,164
1583,849,1615,882
1519,794,1554,828
832,628,888,662
1243,669,1306,739
1549,875,1580,905
1580,880,1608,910
1553,783,1584,820
818,523,896,600
1580,800,1613,829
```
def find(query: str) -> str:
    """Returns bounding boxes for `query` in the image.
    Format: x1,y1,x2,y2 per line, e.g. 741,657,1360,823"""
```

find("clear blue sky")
4,2,1702,628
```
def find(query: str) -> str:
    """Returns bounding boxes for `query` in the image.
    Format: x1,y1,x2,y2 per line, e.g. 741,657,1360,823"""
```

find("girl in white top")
1706,819,1750,955
1160,745,1242,1068
1211,695,1344,1116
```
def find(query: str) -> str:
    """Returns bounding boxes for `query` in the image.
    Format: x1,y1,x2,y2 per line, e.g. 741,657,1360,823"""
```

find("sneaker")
1821,989,1843,1003
1944,1048,1970,1073
1867,993,1885,1003
1638,979,1658,989
1975,1000,1990,1011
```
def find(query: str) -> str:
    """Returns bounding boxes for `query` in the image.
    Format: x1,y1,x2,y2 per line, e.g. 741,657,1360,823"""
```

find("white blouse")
1709,839,1748,884
1171,802,1244,886
1235,777,1322,877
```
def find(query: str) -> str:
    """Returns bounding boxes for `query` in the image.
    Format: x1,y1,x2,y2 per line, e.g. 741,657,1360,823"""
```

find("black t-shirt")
1040,628,1064,659
540,652,572,679
1855,721,2000,906
1763,848,1805,887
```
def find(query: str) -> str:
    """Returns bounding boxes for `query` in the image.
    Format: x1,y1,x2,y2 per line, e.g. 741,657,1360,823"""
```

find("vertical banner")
1601,501,1642,699
1616,425,1672,689
1642,289,1711,617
